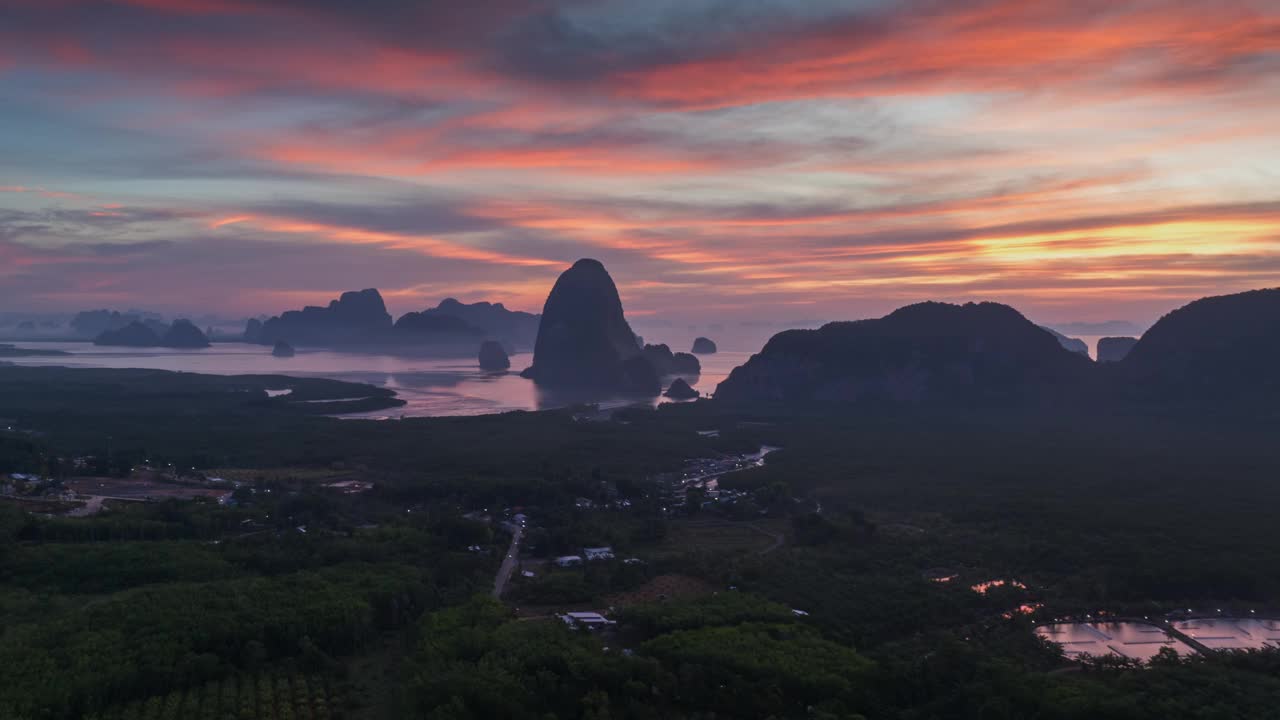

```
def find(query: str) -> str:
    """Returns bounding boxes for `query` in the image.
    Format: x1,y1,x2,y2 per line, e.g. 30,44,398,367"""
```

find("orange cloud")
216,214,562,269
618,2,1280,108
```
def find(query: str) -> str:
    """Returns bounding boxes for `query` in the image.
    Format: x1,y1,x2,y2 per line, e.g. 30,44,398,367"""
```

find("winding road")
492,524,524,598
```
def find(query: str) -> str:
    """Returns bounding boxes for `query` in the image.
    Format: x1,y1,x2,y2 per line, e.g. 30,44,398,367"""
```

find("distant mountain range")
94,319,210,348
0,310,251,342
243,292,541,355
71,309,165,339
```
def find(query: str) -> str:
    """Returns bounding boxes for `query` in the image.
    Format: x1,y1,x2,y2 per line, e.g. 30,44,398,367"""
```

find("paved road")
492,524,524,598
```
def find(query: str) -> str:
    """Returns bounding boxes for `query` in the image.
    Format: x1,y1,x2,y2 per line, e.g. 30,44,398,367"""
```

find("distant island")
243,291,538,356
691,336,718,354
71,309,165,339
0,318,66,340
248,289,393,348
425,298,540,349
94,319,210,348
642,343,701,377
478,340,511,371
94,321,162,347
1097,336,1138,363
161,320,211,348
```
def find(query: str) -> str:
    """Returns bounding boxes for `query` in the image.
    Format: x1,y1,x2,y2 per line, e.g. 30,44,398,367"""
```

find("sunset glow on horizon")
2,0,1278,330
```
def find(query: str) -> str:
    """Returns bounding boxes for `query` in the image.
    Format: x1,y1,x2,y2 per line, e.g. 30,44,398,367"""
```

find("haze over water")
4,342,747,417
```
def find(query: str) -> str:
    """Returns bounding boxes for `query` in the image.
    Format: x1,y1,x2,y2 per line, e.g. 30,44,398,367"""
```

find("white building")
558,611,616,630
554,555,583,568
584,546,615,561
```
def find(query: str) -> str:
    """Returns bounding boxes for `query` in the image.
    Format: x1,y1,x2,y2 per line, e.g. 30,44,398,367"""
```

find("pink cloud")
615,1,1280,108
0,185,82,200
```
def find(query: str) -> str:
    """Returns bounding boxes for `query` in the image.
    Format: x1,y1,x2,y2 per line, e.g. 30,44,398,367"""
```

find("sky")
2,0,1279,332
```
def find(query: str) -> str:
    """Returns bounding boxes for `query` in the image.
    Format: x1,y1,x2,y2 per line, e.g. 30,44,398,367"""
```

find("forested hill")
715,301,1090,405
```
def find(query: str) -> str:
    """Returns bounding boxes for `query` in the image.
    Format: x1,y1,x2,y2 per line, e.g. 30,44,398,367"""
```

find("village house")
558,612,615,630
584,546,615,561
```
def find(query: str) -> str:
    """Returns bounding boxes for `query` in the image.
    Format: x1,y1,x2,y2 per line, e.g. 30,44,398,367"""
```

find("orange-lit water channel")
1035,622,1195,662
1037,617,1280,663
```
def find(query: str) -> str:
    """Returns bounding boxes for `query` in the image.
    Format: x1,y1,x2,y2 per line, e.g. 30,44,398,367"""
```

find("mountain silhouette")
478,340,511,371
1097,336,1138,363
521,259,658,394
160,319,210,348
243,318,264,343
1041,326,1089,356
665,377,699,400
420,298,540,349
93,321,162,347
642,343,701,377
72,310,139,339
715,301,1090,404
394,311,482,336
1118,288,1280,400
95,319,210,348
691,336,718,354
255,289,393,347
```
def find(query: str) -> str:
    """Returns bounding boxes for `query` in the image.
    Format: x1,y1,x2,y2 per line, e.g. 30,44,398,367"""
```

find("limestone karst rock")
522,259,657,394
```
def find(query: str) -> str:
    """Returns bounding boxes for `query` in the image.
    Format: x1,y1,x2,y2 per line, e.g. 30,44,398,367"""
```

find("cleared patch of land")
605,574,717,607
661,518,787,555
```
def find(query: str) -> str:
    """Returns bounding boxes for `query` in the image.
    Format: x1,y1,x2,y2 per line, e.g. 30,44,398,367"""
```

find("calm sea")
3,341,750,418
